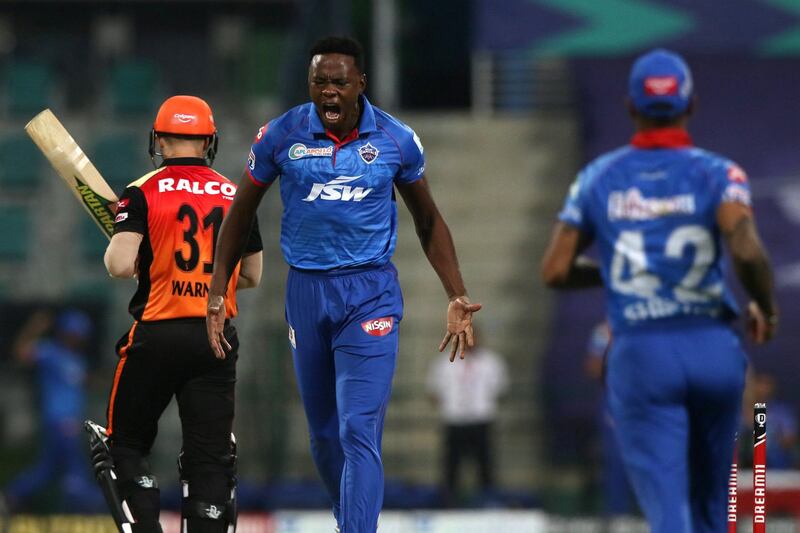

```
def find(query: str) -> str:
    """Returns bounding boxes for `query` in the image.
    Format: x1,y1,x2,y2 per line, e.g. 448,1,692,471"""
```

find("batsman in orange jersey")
86,96,263,533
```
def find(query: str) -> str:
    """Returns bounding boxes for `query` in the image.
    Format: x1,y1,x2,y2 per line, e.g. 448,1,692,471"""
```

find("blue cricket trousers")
285,263,402,533
606,319,747,533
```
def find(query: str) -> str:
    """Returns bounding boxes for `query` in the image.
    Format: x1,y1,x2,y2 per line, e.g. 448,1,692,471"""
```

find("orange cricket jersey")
113,158,260,321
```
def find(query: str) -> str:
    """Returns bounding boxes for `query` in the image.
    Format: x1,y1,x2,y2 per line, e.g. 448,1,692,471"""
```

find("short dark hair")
309,36,365,73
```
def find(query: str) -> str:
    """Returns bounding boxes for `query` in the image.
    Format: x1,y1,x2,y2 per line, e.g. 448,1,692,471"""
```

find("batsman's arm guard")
85,419,135,533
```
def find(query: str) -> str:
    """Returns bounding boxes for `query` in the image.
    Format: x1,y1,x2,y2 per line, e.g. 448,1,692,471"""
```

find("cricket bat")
25,109,118,239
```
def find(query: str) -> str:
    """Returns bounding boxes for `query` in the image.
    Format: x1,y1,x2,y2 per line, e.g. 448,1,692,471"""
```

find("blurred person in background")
93,95,263,533
1,308,102,513
427,326,508,507
541,48,777,533
583,320,635,518
740,371,798,469
207,35,480,533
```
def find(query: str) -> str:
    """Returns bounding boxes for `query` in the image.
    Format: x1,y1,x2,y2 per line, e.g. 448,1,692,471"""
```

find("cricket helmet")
149,95,218,166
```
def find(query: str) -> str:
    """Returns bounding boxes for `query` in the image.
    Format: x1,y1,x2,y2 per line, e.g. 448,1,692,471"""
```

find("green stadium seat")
240,30,286,98
0,205,31,261
109,60,158,115
91,132,146,195
66,280,111,305
0,133,45,190
81,215,109,261
5,62,52,117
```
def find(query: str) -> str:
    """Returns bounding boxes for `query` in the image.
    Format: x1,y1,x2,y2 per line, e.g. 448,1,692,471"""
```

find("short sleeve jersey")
558,129,752,333
114,158,263,321
247,95,425,270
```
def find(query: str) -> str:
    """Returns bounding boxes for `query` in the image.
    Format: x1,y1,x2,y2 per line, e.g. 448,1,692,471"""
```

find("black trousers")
443,422,494,497
106,318,238,531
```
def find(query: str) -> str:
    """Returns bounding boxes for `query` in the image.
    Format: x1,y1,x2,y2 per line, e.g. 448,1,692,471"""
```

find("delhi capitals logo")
358,142,379,164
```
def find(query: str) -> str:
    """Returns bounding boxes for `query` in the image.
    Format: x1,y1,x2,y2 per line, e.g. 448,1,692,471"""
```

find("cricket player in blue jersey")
205,36,480,532
3,309,102,513
542,49,778,532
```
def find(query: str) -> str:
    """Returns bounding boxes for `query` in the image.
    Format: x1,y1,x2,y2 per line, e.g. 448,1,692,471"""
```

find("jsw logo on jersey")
361,317,394,337
302,175,372,202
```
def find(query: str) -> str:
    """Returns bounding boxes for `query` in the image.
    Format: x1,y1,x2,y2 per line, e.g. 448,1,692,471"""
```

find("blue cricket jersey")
247,96,425,270
559,128,752,333
34,340,87,421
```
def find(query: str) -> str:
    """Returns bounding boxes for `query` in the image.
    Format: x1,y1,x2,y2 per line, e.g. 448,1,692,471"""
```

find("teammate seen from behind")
92,95,263,533
541,49,777,533
206,36,480,533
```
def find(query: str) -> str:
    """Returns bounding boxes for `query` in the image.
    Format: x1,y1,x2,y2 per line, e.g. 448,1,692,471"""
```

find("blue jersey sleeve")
247,122,280,186
557,169,594,235
32,340,57,367
709,158,752,210
395,126,426,184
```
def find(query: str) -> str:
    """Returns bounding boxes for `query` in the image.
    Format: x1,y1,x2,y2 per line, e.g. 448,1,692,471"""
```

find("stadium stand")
80,216,108,262
0,132,44,191
4,61,52,117
90,131,147,195
108,59,159,115
0,205,31,261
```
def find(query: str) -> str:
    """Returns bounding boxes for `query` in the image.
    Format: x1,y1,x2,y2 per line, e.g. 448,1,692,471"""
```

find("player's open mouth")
322,104,341,122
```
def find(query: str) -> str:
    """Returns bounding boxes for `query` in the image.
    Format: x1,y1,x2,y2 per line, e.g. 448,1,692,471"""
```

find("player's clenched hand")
439,296,483,362
206,294,231,359
747,301,778,344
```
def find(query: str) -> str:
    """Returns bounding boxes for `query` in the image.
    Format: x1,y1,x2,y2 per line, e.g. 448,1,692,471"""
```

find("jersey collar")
308,95,377,137
630,128,693,149
162,157,208,167
325,128,360,146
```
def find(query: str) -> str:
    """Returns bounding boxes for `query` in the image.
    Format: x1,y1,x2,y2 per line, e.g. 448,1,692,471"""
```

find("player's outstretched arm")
540,222,602,289
396,177,482,362
718,202,778,343
207,173,269,359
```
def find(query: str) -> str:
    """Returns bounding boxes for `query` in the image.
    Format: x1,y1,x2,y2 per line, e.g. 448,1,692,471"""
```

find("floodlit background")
0,0,799,531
